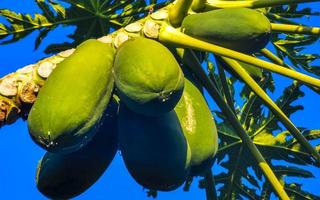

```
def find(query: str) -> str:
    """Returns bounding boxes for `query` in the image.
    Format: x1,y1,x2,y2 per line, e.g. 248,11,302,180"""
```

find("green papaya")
28,39,115,153
36,99,118,199
118,104,191,191
175,79,218,175
181,8,271,53
113,37,184,116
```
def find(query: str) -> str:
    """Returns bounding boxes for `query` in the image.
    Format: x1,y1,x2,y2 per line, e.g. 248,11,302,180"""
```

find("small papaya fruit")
36,99,118,199
28,39,115,153
118,104,191,191
175,79,218,175
181,8,271,53
113,37,184,116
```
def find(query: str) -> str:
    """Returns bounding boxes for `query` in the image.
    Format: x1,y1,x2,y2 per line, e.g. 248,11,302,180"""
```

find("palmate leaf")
0,0,66,45
44,0,157,53
213,71,318,199
286,183,320,200
264,4,320,79
269,4,320,18
260,165,318,199
272,34,320,76
239,72,275,133
0,0,163,53
214,126,319,199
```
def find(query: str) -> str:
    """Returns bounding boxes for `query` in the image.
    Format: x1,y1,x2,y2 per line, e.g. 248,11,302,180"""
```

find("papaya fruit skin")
113,37,184,116
36,100,118,200
181,8,271,54
28,39,115,153
118,104,191,191
175,79,218,175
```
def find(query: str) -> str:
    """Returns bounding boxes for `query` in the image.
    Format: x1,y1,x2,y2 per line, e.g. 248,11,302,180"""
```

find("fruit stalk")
205,0,320,9
176,48,290,200
168,0,193,27
158,25,320,88
191,0,207,11
271,23,320,35
219,56,320,164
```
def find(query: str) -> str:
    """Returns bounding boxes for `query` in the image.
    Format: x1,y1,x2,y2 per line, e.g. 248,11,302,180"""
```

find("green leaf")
0,0,166,53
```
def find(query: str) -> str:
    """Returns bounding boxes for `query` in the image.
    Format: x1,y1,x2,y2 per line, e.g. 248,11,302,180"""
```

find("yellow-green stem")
168,0,193,27
158,25,320,88
220,56,320,164
205,0,320,9
260,48,292,69
192,0,207,11
182,50,290,200
271,23,320,35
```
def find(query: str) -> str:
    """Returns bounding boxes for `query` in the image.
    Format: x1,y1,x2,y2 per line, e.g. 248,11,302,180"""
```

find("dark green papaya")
113,37,184,116
181,8,271,53
118,104,191,191
28,39,115,153
36,99,118,199
175,79,218,175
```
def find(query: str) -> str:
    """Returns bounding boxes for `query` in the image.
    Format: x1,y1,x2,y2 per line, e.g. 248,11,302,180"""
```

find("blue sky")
0,1,319,200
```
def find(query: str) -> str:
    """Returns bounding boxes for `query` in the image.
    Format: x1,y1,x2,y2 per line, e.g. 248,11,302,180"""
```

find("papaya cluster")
26,7,271,199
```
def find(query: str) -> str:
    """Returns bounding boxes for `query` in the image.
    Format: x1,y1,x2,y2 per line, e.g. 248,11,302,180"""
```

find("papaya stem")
260,48,292,69
204,169,218,200
271,23,320,35
182,48,290,200
168,0,193,27
191,0,207,11
219,56,320,164
158,25,320,88
205,0,320,9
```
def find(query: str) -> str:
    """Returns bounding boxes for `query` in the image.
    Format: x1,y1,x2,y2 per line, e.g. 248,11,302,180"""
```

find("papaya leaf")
285,183,320,200
273,166,314,178
213,63,317,199
272,33,320,76
215,127,319,199
266,4,320,78
270,4,320,18
0,0,166,53
0,1,66,45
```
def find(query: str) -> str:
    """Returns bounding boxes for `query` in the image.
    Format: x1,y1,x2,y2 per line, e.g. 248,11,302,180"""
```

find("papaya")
181,8,271,54
36,99,118,199
175,79,218,175
28,39,115,153
118,104,191,191
113,37,184,116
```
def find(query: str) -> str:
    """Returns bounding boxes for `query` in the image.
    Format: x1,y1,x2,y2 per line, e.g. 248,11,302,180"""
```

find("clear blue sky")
0,1,319,200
